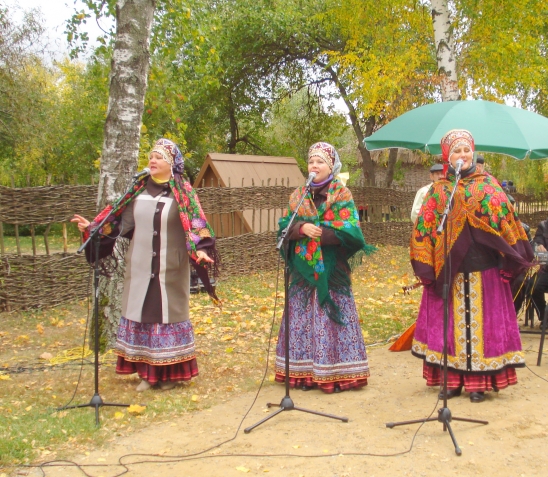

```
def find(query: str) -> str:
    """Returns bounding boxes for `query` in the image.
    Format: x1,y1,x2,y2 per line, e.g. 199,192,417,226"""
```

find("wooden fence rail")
0,183,546,311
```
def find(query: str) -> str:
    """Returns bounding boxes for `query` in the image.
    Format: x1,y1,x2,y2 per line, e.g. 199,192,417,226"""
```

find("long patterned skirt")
412,268,525,392
275,284,369,393
115,317,198,385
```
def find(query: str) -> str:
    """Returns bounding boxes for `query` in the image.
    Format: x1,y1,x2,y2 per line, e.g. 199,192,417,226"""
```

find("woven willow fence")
1,184,547,311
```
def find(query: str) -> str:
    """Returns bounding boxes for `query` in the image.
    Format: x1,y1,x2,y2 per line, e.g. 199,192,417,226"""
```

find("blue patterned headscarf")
150,138,184,174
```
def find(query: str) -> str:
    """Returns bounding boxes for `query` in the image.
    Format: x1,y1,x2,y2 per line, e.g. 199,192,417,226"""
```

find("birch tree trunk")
97,0,156,347
431,0,460,101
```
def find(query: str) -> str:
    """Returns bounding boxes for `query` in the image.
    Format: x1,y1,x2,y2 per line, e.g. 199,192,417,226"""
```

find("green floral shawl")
278,178,376,323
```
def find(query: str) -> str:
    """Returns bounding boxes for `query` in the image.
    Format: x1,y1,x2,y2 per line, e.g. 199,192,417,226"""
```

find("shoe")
136,380,152,392
159,381,177,391
334,384,342,393
301,385,314,391
469,392,485,403
492,384,499,392
438,386,462,400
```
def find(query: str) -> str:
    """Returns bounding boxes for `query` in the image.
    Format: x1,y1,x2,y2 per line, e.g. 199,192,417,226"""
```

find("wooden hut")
193,153,305,237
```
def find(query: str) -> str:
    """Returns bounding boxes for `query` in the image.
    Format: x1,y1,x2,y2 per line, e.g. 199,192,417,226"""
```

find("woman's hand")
71,214,90,233
301,223,322,239
537,244,547,253
196,250,214,264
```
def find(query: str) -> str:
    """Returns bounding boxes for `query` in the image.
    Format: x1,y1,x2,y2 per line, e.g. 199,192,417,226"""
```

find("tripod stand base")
243,395,348,434
59,393,129,426
386,407,488,456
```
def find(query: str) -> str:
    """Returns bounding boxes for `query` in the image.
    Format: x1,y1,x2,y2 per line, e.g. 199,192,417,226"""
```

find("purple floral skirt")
275,284,369,393
115,317,198,384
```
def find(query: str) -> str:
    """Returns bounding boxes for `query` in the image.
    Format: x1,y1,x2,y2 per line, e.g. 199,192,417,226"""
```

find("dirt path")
28,334,548,477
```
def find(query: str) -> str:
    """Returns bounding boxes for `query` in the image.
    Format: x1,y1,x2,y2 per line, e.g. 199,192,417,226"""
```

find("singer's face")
308,156,331,183
148,152,172,180
449,146,474,171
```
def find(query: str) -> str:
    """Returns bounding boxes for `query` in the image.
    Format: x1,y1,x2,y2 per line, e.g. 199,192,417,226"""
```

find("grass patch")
2,234,82,254
0,244,418,470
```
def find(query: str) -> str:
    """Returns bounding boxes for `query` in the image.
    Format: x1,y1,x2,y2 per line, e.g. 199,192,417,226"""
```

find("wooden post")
15,223,20,256
30,225,36,256
44,224,51,256
0,221,4,255
251,178,255,233
267,178,271,231
62,223,68,254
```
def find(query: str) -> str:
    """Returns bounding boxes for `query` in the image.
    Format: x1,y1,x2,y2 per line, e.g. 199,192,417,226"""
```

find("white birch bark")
431,0,460,101
98,0,156,346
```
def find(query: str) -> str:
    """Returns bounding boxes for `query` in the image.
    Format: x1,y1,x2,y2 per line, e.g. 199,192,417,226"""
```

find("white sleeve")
410,185,430,223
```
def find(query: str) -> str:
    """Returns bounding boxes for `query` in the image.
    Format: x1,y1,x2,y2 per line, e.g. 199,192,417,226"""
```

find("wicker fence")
0,183,546,311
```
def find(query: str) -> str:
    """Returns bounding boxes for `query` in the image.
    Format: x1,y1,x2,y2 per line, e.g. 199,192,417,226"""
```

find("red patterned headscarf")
440,129,475,176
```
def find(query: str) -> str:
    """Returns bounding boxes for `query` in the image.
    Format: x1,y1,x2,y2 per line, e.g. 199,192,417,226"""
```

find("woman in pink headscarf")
410,129,533,403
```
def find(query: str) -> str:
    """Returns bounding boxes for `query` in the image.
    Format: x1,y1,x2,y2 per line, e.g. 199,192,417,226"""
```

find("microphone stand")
244,179,348,433
57,178,142,425
386,167,488,455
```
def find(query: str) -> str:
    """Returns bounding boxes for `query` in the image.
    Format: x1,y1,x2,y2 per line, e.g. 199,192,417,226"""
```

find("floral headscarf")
440,129,475,176
308,142,342,176
150,138,185,174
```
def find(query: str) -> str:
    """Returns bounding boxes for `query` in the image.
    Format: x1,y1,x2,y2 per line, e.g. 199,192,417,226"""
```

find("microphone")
454,159,464,176
305,172,317,187
132,167,151,180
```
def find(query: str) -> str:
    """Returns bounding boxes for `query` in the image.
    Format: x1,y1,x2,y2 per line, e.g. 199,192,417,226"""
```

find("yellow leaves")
191,395,200,402
36,323,44,334
49,317,64,327
0,374,11,381
114,412,125,420
15,335,29,344
127,404,146,415
236,467,250,473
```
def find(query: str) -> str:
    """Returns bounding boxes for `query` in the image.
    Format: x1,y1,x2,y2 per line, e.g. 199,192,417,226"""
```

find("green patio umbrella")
364,100,548,159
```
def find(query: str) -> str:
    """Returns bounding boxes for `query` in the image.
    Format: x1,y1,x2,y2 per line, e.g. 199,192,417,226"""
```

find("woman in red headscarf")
410,129,533,403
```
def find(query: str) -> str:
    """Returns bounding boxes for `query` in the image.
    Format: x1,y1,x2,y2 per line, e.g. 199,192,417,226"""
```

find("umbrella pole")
385,171,488,456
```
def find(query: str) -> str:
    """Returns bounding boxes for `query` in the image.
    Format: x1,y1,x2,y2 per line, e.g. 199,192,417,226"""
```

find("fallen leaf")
0,375,10,381
114,412,125,420
40,352,53,360
36,324,44,334
236,466,250,473
127,404,146,415
191,395,200,402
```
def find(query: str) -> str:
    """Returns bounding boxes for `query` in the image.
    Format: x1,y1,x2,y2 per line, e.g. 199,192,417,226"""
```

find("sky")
9,0,111,57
